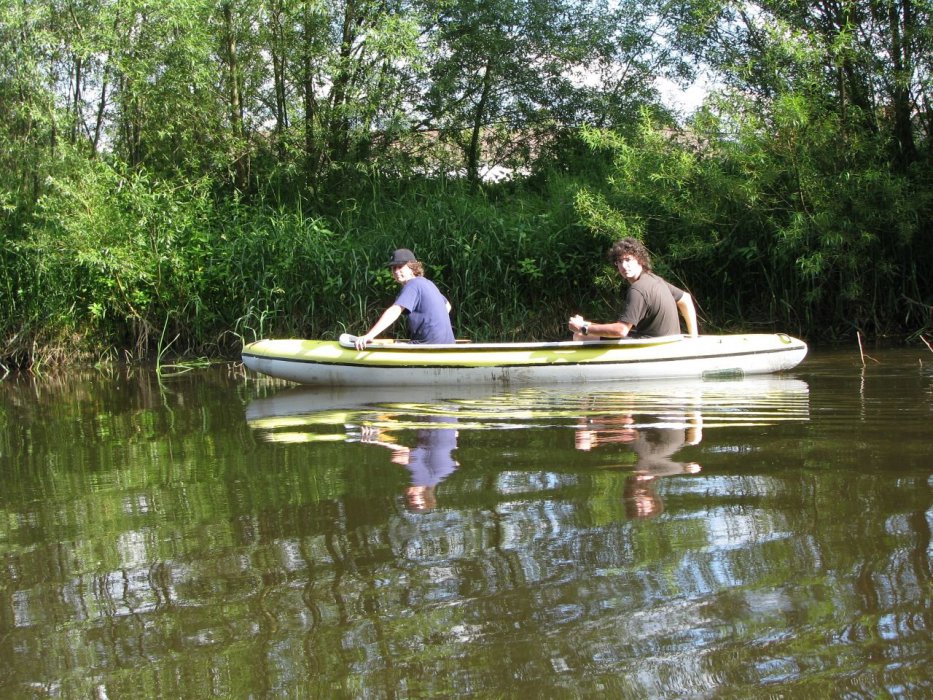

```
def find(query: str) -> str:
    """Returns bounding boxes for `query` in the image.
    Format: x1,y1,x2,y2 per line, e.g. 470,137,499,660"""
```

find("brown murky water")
0,347,930,697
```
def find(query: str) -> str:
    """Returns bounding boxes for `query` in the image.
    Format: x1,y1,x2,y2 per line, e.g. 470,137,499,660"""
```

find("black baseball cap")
387,248,417,267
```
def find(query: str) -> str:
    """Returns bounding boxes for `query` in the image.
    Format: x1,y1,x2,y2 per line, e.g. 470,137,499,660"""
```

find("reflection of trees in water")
17,374,933,695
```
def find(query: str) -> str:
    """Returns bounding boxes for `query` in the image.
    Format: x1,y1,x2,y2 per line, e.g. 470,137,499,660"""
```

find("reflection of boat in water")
244,377,811,519
245,383,510,423
245,383,515,443
242,333,808,386
245,376,810,443
248,385,466,511
568,376,811,429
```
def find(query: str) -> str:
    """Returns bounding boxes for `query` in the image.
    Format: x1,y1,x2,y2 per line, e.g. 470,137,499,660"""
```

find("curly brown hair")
608,237,652,272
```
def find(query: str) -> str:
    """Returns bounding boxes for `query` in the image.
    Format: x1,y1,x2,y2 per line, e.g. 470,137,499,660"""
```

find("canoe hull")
241,334,807,386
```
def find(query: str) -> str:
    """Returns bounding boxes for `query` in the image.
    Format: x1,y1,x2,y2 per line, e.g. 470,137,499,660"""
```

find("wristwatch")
581,323,590,336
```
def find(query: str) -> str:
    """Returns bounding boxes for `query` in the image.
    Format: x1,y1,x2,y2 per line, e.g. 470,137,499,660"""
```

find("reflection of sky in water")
701,504,788,550
495,471,570,495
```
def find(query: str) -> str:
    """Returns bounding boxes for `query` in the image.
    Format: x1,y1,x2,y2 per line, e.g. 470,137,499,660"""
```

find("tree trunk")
888,0,916,169
327,0,358,164
302,7,320,188
270,0,288,146
71,54,82,144
222,2,247,190
467,58,494,186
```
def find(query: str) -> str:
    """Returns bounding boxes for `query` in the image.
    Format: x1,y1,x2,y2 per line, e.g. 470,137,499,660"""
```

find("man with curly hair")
568,237,698,339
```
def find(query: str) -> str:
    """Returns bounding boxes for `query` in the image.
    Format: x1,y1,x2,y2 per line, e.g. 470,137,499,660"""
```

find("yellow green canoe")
241,333,807,386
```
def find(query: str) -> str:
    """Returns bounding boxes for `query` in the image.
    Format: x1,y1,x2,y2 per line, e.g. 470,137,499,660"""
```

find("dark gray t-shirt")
618,272,685,337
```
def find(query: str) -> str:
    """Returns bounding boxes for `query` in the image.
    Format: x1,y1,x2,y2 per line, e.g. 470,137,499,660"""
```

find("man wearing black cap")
354,249,455,349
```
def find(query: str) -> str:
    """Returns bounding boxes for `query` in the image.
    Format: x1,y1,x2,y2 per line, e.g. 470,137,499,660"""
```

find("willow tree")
272,0,428,189
756,0,929,169
672,0,931,167
417,0,695,184
11,0,274,189
580,0,933,337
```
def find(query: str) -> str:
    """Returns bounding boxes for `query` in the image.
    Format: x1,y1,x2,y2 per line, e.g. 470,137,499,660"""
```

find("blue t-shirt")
394,276,455,344
405,416,459,487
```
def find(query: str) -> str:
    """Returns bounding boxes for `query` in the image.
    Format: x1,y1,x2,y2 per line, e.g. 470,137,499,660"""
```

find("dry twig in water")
857,331,880,365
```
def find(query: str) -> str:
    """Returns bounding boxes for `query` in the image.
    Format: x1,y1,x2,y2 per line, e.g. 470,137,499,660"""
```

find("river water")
0,347,930,698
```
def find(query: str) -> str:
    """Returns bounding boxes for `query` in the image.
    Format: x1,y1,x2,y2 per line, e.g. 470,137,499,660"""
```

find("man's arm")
355,304,404,349
569,314,632,340
677,292,698,337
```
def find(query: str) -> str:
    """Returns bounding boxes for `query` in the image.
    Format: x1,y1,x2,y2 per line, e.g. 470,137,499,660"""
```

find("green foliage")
1,0,931,365
573,100,931,339
213,176,601,344
15,157,215,360
211,203,352,342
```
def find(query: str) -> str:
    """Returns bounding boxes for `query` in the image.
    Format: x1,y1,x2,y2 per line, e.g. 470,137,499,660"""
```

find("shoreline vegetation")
2,153,929,373
2,2,930,370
